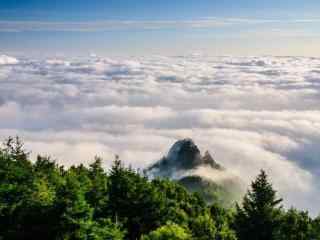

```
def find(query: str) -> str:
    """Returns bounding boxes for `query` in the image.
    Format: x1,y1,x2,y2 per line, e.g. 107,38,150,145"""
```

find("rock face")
148,139,221,177
167,138,202,170
147,138,244,207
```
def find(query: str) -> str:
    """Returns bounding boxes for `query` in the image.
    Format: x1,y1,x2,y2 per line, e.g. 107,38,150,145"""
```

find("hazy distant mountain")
147,138,244,207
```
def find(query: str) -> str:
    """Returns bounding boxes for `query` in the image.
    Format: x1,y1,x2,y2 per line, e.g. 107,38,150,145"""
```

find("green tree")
88,218,125,240
190,213,216,240
311,216,320,240
86,157,109,219
210,203,237,240
108,157,164,240
279,208,313,240
151,178,206,226
141,223,191,240
56,170,94,239
234,170,282,240
217,223,238,240
0,137,35,239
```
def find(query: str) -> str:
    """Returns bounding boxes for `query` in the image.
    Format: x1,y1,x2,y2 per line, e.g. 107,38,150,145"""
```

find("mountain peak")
167,138,202,170
147,138,244,206
148,138,222,177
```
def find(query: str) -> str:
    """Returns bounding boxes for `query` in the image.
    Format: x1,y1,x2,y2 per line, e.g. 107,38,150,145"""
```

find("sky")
1,0,320,56
1,1,320,215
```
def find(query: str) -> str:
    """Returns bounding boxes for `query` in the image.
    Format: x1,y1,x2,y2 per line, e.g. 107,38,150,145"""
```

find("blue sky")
1,0,320,56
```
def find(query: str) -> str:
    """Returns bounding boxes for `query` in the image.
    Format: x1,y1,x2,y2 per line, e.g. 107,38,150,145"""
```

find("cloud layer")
0,53,320,215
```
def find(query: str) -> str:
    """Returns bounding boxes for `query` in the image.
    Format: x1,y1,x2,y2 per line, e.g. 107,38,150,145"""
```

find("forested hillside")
0,137,319,240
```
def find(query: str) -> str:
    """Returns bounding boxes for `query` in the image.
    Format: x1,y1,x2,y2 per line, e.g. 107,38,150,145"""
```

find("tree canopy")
0,137,319,240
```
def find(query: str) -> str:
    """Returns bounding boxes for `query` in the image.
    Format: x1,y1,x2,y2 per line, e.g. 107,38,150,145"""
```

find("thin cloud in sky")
1,17,320,32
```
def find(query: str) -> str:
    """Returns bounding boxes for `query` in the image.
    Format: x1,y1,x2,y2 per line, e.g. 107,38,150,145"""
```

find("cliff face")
147,139,244,207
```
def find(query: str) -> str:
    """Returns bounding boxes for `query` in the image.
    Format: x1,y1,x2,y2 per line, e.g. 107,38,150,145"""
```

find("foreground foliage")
0,137,319,240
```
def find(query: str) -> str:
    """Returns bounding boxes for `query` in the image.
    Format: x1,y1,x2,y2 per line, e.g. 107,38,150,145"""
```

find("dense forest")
0,137,319,240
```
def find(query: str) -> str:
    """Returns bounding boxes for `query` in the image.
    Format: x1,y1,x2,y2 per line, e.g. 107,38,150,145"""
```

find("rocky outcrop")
147,138,244,207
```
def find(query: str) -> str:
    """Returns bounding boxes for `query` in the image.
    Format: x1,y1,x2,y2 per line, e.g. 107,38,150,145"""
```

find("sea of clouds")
0,53,320,215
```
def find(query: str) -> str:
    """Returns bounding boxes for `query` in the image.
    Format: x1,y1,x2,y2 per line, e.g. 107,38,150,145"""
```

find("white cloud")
1,54,320,215
0,55,19,65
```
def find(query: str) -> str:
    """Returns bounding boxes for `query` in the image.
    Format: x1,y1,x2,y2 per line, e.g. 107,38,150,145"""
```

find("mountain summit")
148,138,222,178
166,138,221,170
147,138,244,206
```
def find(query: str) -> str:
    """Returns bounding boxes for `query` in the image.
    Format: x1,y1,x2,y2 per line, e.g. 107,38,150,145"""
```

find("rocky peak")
147,138,244,206
202,151,222,170
148,138,223,177
167,138,202,170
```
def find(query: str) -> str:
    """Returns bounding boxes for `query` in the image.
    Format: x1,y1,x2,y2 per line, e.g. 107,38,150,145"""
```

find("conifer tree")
234,170,283,240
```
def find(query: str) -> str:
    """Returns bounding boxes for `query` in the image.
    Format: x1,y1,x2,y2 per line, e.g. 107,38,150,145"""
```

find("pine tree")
234,170,283,240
